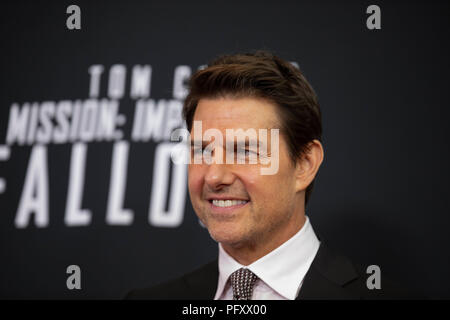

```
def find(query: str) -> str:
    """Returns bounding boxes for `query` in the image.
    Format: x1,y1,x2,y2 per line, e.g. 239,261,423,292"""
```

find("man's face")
188,97,304,250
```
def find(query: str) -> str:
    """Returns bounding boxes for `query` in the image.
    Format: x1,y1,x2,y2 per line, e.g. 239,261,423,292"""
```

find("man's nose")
204,163,235,190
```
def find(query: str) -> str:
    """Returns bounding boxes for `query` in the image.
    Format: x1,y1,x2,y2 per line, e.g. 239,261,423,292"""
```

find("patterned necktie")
230,268,258,300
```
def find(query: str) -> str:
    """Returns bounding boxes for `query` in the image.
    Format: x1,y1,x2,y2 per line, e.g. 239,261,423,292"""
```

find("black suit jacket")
125,242,420,300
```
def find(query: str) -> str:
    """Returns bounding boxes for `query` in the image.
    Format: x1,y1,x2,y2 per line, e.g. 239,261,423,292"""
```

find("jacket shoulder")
300,242,424,300
345,262,424,300
124,260,218,300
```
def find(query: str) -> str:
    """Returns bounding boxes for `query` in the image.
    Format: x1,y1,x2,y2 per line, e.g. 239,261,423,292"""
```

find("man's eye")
238,149,257,156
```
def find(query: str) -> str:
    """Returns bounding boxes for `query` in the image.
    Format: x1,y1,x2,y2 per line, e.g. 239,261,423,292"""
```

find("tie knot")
230,268,258,300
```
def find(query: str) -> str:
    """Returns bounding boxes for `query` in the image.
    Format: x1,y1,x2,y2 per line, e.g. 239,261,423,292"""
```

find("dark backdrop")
0,0,449,299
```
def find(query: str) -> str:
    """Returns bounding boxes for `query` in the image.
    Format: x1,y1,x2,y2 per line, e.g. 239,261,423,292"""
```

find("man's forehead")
193,97,281,129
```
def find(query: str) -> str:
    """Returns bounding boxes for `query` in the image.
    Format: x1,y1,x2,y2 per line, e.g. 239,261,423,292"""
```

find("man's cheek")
240,171,261,193
188,174,202,196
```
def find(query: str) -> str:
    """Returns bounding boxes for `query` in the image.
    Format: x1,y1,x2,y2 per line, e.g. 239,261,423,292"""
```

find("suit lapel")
296,242,360,300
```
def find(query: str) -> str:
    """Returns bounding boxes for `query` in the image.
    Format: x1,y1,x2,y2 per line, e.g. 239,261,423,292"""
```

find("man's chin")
207,228,245,246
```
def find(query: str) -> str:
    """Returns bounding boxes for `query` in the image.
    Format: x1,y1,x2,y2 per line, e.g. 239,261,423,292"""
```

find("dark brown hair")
183,51,322,206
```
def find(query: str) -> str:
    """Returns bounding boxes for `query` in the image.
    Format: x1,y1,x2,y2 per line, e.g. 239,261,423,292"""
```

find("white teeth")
212,199,248,207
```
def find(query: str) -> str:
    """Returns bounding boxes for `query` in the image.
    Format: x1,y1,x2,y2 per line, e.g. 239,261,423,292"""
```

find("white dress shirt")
214,215,320,300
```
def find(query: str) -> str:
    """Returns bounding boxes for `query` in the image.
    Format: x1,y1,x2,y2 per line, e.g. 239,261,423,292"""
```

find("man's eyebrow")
190,139,265,148
227,138,260,146
189,136,271,145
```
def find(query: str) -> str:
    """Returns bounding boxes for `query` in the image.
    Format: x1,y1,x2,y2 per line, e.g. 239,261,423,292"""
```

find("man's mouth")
210,199,249,207
205,196,250,214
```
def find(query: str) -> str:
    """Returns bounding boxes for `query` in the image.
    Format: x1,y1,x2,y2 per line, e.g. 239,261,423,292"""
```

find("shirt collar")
214,215,320,300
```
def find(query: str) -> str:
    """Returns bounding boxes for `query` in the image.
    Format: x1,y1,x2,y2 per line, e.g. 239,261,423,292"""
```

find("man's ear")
295,140,324,192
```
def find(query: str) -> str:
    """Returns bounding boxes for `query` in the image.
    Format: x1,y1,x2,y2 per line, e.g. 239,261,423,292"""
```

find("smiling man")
188,96,319,270
126,51,416,300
